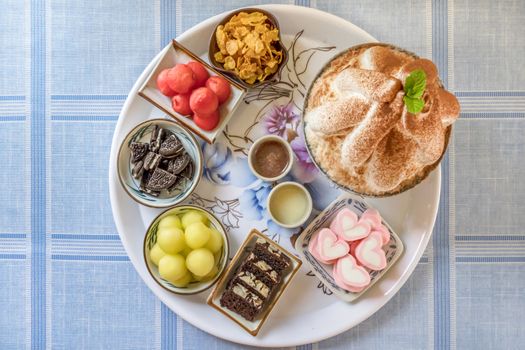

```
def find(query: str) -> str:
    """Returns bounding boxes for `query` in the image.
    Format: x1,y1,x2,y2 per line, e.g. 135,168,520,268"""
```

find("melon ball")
186,248,214,276
158,215,182,231
204,228,223,253
157,226,185,254
194,109,220,131
181,210,209,229
167,64,195,94
189,87,218,114
171,94,192,116
149,243,166,266
192,265,218,282
206,76,231,103
170,271,192,288
157,69,176,97
187,61,209,88
185,222,211,249
159,254,187,282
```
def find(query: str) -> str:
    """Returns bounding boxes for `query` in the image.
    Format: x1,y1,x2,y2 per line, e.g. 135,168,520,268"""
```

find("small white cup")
267,182,313,228
248,135,294,182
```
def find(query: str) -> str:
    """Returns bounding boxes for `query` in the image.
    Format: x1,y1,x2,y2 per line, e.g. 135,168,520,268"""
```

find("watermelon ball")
194,110,220,131
167,64,195,94
189,87,219,115
157,69,176,97
187,61,209,88
205,76,231,104
171,94,192,116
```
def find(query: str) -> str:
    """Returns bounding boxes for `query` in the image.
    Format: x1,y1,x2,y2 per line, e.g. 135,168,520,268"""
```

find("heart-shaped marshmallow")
375,225,391,246
359,208,382,229
333,254,370,290
308,231,335,264
355,231,387,270
330,208,370,242
317,228,349,261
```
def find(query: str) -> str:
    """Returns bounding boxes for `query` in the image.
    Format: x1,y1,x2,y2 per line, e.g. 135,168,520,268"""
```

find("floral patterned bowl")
143,205,230,295
117,118,203,208
294,193,404,302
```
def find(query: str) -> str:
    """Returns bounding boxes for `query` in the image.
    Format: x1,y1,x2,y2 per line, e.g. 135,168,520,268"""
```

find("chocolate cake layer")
220,284,263,321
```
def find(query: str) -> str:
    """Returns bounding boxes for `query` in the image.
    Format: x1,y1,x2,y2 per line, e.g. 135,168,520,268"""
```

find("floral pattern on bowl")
294,194,404,302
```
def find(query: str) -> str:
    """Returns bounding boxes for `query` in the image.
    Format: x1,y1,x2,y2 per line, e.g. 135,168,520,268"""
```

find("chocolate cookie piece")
131,160,145,179
146,167,177,191
139,172,160,197
129,142,149,163
143,152,162,171
150,126,166,153
160,134,184,158
167,153,191,175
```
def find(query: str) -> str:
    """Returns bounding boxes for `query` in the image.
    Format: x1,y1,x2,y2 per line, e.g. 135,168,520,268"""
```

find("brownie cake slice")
243,252,281,287
253,238,291,272
220,284,264,321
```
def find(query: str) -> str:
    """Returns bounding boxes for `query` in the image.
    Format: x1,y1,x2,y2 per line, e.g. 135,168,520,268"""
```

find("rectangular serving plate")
294,193,404,302
138,40,247,144
207,229,302,336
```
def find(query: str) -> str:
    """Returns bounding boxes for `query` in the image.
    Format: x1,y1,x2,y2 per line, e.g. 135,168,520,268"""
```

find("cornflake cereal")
214,11,283,84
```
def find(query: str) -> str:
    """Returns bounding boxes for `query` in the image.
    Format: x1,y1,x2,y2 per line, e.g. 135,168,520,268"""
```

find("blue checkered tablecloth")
1,0,524,349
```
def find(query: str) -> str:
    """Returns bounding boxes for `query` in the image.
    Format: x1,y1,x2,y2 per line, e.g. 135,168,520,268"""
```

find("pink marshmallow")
308,230,336,265
333,254,371,291
355,231,387,271
359,208,382,229
316,228,349,262
330,208,370,242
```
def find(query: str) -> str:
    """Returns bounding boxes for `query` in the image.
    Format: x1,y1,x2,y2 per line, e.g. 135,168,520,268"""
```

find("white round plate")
109,4,440,347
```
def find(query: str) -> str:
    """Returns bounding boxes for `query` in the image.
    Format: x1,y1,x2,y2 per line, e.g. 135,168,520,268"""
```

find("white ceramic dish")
295,193,404,302
117,118,202,208
108,4,441,347
138,40,246,144
144,205,229,295
267,182,312,228
247,135,293,182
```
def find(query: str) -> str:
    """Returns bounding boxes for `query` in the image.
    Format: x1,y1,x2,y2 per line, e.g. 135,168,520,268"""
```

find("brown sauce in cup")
252,140,290,179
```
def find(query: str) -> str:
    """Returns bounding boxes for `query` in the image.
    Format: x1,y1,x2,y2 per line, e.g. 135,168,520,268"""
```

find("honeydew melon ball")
185,222,211,249
186,248,214,276
192,265,218,282
204,228,223,253
159,254,187,282
157,227,185,254
158,215,182,230
170,271,192,288
149,243,166,266
181,210,209,229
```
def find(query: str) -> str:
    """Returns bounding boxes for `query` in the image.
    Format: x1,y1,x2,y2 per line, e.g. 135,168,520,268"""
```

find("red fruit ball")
167,64,195,94
157,69,176,96
189,87,219,115
194,110,220,131
171,94,192,116
205,76,231,104
187,61,209,88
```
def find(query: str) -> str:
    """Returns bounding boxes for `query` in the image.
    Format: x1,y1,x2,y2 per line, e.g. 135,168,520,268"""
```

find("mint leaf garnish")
403,95,425,114
403,69,427,114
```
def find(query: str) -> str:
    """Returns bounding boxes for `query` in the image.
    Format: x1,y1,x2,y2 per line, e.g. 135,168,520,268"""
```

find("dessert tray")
108,4,442,347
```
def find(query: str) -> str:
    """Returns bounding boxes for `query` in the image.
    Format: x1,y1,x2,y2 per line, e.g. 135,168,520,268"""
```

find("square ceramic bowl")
207,229,302,336
138,40,247,144
294,194,404,302
117,118,202,208
144,205,230,295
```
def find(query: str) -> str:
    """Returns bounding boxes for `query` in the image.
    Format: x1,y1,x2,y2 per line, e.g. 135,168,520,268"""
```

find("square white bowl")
138,40,247,144
294,193,404,302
